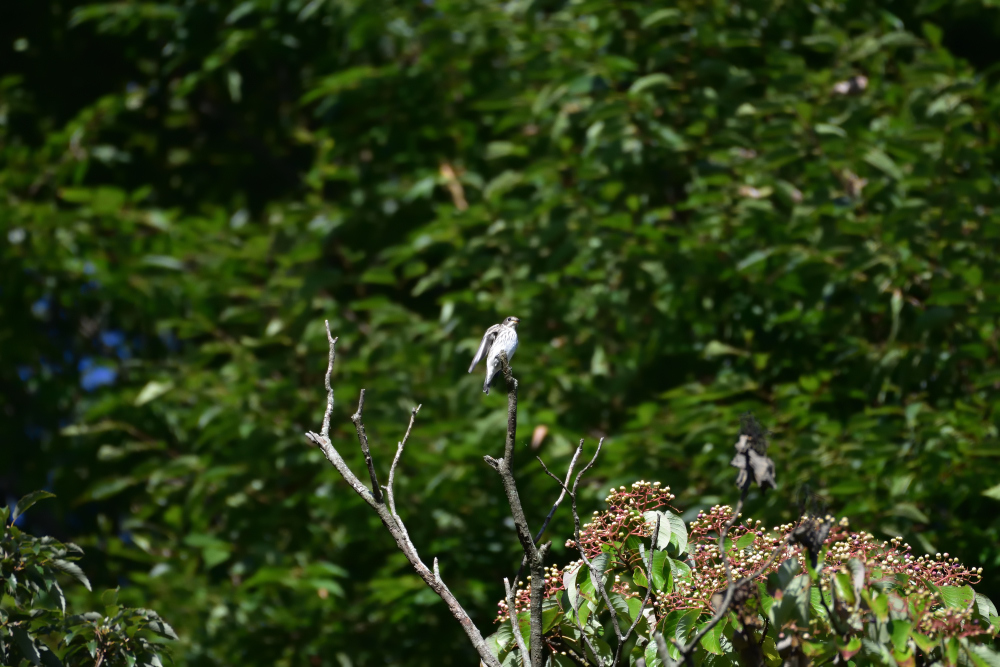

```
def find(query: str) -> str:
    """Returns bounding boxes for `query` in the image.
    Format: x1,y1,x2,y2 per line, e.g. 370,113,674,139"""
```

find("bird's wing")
468,324,500,373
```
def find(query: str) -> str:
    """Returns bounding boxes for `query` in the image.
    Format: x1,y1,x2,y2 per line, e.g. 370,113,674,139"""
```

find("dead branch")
304,321,501,667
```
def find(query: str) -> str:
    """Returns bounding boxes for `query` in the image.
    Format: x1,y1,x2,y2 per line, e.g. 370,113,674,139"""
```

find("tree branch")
485,352,546,667
387,404,421,517
565,438,625,646
511,440,584,584
305,327,501,667
350,389,384,504
320,320,338,440
505,577,530,666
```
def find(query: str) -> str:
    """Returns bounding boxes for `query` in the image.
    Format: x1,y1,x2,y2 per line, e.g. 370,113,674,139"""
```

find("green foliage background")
3,1,1000,664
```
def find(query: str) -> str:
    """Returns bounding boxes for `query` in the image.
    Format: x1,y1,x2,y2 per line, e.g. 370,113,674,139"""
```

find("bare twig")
486,352,546,667
652,632,672,665
305,328,501,667
505,578,530,666
387,404,421,517
320,321,338,439
511,440,584,583
566,438,624,645
350,389,384,504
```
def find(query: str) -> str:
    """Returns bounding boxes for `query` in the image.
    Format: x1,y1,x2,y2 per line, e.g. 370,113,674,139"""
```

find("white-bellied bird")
468,316,520,394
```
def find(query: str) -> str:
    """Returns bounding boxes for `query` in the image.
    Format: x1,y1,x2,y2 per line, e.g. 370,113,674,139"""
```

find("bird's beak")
512,317,521,324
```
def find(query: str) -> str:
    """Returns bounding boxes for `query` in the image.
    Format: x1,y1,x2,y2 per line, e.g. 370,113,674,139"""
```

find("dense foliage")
2,492,173,667
495,481,999,666
5,0,1000,664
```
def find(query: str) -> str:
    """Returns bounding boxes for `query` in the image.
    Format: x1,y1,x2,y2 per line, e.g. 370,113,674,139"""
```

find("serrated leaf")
939,585,975,610
12,626,41,666
12,490,57,523
53,559,92,591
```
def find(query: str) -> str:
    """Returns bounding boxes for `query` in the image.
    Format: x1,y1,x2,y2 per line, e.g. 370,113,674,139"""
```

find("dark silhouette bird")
468,316,520,394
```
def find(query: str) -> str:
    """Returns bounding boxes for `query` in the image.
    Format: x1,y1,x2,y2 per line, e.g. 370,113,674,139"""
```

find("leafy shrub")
1,492,174,667
493,482,998,666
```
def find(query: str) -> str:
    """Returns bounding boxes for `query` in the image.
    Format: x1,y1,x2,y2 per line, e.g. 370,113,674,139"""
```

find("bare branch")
511,440,583,583
320,320,338,439
350,389,384,504
505,578,530,666
387,404,421,517
306,327,501,667
652,632,673,666
486,352,545,667
565,438,624,645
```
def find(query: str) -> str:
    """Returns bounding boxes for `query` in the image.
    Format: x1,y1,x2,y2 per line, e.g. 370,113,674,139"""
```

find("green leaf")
983,483,1000,501
975,593,998,619
629,73,672,95
815,123,847,137
134,381,174,406
867,591,889,622
590,554,610,584
864,148,904,181
645,637,667,666
541,597,561,634
642,510,687,554
675,608,701,645
651,551,671,592
699,618,727,655
939,585,975,610
564,564,582,612
911,632,936,654
53,559,92,592
12,625,42,666
12,490,56,523
889,619,911,652
734,533,756,550
641,8,681,28
970,644,1000,667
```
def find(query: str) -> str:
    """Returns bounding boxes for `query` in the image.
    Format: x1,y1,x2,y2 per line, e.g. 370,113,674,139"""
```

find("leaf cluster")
1,493,174,667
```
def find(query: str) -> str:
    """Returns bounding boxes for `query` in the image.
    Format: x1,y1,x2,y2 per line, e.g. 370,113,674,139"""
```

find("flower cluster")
498,489,993,648
565,480,676,561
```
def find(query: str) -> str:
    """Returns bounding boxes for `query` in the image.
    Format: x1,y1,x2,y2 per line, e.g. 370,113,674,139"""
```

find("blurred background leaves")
3,0,1000,665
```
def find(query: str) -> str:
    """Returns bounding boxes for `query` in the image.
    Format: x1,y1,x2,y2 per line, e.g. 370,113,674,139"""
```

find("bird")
468,316,520,394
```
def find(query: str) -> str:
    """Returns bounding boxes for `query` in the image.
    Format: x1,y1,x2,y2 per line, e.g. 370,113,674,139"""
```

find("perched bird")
468,316,520,394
